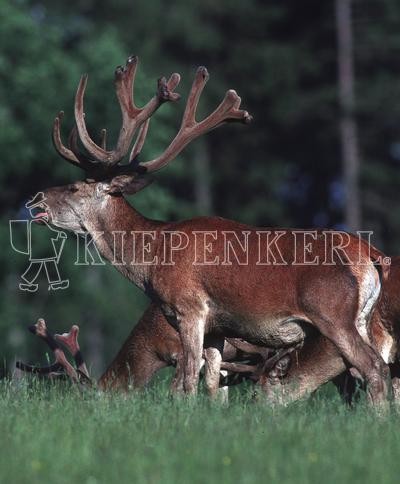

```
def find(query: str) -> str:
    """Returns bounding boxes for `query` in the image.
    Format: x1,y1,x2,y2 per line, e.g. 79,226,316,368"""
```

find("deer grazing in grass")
17,313,281,393
32,55,391,405
16,315,183,388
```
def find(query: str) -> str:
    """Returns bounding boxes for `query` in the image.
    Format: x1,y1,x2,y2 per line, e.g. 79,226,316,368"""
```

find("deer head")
36,56,251,236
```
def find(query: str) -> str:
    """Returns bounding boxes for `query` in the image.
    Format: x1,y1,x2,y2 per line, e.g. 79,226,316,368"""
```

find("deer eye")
69,185,79,193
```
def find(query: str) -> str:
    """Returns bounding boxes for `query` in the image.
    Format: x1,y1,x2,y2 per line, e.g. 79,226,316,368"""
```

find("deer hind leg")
300,266,390,407
312,278,390,407
324,328,390,406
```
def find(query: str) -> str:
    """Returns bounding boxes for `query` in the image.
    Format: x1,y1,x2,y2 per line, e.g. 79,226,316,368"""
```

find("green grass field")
1,379,399,484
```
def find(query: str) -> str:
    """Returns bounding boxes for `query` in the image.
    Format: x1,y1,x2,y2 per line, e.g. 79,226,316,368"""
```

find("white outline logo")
9,192,69,292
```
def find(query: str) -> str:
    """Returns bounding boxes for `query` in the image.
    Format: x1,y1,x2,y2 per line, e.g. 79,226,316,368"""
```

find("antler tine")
115,55,140,117
181,66,209,127
66,124,104,176
74,73,107,161
100,129,107,150
199,89,251,128
74,55,181,167
220,361,258,374
21,318,80,382
53,112,97,172
225,338,271,359
138,66,252,173
55,325,91,380
67,124,96,167
67,124,79,155
129,118,150,161
52,111,82,168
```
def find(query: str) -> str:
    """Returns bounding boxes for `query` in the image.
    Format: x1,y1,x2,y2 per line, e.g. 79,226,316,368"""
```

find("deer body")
34,55,390,404
74,195,375,353
42,184,388,401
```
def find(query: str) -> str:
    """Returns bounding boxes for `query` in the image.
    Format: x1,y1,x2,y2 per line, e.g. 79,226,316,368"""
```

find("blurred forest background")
1,0,400,376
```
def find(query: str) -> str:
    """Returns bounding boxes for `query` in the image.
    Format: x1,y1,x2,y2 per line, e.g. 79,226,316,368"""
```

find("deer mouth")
31,204,50,224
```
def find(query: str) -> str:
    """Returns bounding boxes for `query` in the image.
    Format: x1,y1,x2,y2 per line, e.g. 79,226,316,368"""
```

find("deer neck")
84,194,166,290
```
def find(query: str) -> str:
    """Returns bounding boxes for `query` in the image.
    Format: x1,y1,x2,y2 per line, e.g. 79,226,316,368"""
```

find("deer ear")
106,175,154,195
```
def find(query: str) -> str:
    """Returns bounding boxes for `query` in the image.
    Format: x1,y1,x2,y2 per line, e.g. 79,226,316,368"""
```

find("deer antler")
75,62,181,166
16,319,80,382
138,66,252,173
220,347,293,383
226,338,271,359
52,56,251,180
54,325,91,382
16,319,94,386
53,56,181,171
15,360,65,376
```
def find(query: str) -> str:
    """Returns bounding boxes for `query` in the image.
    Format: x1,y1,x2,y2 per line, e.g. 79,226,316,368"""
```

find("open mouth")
30,205,49,223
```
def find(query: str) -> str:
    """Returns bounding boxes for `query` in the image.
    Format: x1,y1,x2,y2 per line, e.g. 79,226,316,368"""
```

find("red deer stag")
32,55,390,405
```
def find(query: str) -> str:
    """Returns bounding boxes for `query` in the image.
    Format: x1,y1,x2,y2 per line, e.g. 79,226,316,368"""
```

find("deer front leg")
178,314,206,395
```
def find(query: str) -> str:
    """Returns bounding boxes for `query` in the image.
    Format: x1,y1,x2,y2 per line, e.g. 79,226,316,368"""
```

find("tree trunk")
193,139,213,215
336,0,361,231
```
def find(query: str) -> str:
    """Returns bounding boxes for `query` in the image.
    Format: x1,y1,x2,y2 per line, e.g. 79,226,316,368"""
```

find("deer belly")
215,315,307,348
253,318,306,347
